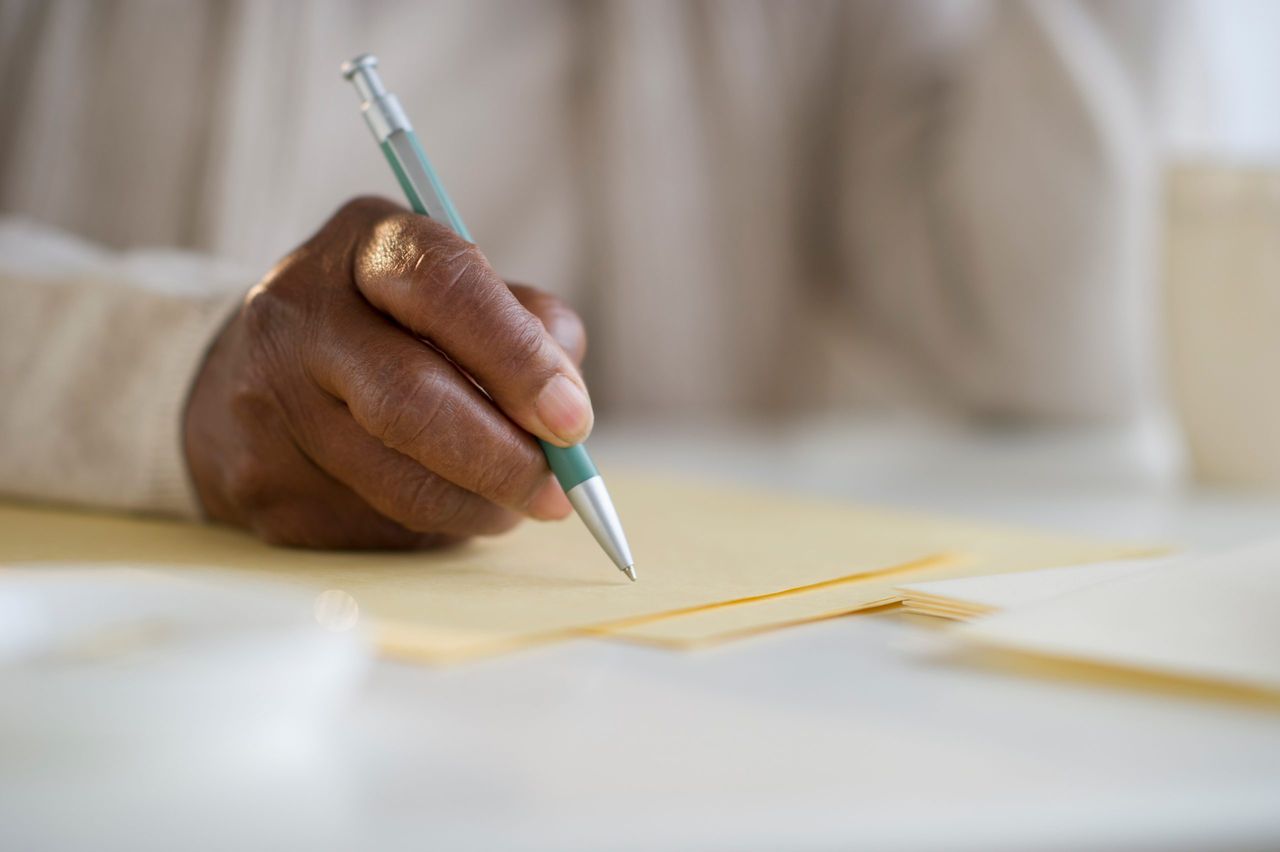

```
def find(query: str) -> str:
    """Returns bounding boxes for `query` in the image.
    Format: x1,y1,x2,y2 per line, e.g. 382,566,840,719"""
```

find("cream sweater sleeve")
0,219,248,518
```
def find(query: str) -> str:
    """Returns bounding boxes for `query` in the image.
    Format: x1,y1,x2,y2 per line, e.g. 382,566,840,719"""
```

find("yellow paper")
896,557,1171,621
602,522,1148,646
0,477,962,662
959,542,1280,694
1,476,1149,661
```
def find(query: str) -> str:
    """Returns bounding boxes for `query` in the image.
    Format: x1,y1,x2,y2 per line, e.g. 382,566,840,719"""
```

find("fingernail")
528,476,572,520
535,374,593,445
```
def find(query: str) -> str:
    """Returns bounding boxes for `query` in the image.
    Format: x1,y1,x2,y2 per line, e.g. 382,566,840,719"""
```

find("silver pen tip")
623,564,637,582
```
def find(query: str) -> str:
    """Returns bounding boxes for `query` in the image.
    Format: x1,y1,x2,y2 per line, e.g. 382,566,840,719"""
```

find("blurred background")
4,7,1280,848
1,0,1278,489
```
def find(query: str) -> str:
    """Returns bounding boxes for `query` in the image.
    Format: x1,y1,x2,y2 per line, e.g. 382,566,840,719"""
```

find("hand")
183,197,592,549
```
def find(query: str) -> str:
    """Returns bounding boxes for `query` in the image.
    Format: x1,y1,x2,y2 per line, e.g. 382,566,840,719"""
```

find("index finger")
348,199,593,447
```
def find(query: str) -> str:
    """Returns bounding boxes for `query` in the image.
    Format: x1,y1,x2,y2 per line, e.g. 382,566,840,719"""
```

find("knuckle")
497,310,556,380
362,364,450,453
398,474,469,532
224,339,283,413
417,241,488,306
373,209,422,253
240,275,317,366
365,212,451,274
240,282,290,340
474,451,544,509
512,286,587,364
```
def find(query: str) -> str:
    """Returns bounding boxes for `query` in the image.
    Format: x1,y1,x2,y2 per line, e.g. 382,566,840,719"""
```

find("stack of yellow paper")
600,515,1147,647
896,558,1171,621
0,476,1142,662
958,542,1280,695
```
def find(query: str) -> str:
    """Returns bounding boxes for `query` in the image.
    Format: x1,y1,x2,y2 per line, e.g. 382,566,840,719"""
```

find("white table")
6,416,1280,851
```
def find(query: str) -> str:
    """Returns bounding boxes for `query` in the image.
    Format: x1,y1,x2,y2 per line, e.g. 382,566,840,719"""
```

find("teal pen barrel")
542,441,598,491
381,138,433,219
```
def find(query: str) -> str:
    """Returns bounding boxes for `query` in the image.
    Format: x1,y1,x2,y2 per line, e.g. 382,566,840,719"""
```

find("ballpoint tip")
623,564,637,582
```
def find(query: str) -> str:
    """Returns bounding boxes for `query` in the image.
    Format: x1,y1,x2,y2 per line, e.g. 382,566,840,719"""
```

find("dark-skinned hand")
183,197,592,549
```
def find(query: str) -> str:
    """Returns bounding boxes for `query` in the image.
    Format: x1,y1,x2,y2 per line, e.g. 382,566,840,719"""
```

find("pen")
341,53,636,582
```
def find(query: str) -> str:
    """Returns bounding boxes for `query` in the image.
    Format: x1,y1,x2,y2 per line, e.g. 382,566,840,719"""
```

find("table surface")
7,415,1280,851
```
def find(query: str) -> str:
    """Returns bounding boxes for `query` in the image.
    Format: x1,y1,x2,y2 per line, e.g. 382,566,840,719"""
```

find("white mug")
1164,164,1280,487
